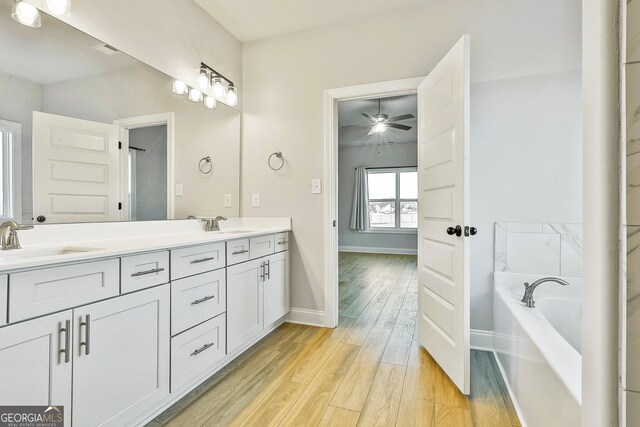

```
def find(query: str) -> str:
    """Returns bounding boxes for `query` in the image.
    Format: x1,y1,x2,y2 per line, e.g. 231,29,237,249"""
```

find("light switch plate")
224,194,232,207
251,193,260,208
176,184,183,197
312,179,322,194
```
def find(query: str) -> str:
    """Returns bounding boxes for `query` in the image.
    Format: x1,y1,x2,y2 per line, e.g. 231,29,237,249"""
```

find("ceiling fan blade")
387,123,412,131
341,123,373,128
367,127,376,136
388,114,415,122
361,113,377,122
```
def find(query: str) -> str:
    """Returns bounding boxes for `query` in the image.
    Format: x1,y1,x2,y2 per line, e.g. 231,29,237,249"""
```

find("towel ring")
268,152,285,171
199,156,213,174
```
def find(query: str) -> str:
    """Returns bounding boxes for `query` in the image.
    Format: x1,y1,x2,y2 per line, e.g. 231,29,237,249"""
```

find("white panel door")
0,311,72,427
264,251,290,326
32,111,121,223
417,35,471,394
72,285,169,427
227,258,264,353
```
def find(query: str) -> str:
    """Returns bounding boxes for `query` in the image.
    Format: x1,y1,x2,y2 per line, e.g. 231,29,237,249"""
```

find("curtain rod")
354,165,417,170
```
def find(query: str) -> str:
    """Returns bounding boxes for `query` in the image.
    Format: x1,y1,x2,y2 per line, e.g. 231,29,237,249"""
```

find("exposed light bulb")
226,84,238,106
372,122,387,133
45,0,70,16
203,95,217,109
188,87,203,103
11,1,41,28
172,79,188,95
212,76,225,99
197,67,209,91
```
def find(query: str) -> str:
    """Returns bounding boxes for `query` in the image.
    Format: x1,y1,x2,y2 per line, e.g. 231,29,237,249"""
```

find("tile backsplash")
494,222,582,277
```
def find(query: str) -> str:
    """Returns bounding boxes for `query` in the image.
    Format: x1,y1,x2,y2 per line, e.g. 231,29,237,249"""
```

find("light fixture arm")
200,62,234,87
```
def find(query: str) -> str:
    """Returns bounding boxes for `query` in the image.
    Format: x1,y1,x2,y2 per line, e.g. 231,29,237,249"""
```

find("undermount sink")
0,246,97,261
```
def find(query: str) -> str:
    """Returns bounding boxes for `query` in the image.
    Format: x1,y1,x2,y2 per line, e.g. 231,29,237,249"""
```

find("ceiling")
193,0,432,42
0,0,138,85
338,94,417,147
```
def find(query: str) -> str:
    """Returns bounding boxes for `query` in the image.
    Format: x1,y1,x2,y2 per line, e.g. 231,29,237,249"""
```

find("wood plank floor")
149,252,520,427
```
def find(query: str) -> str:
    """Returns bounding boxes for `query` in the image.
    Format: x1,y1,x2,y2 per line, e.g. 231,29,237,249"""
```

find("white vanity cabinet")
227,258,264,353
0,275,6,325
264,251,290,326
0,310,73,426
72,284,170,427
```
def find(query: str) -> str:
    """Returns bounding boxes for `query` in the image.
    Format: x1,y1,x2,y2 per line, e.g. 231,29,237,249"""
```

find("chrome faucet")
201,216,227,232
521,277,570,308
0,220,34,250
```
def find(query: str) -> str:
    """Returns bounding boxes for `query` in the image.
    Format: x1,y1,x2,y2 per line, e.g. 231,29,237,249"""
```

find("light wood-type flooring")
150,252,520,427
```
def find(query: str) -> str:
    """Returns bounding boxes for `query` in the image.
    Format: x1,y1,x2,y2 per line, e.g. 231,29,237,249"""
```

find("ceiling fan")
342,98,415,135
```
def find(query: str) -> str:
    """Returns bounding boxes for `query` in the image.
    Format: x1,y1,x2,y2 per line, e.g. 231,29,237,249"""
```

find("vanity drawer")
274,233,289,252
171,269,226,336
250,235,275,259
0,275,6,326
9,259,119,323
171,242,225,280
121,251,169,294
226,238,250,266
171,313,226,392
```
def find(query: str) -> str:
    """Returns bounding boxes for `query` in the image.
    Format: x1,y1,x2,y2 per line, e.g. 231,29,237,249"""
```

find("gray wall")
130,125,167,221
338,142,418,253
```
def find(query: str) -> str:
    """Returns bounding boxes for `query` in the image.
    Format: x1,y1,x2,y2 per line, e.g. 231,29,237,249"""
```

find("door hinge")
118,202,122,210
118,141,122,149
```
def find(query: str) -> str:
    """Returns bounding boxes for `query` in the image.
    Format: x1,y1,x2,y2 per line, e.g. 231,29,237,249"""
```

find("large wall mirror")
0,0,240,224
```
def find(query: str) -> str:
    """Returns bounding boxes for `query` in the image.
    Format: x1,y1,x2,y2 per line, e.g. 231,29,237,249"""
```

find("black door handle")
446,225,462,237
464,226,478,237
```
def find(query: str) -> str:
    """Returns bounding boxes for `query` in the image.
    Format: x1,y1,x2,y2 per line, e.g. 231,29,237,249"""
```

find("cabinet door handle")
59,319,70,364
191,256,215,264
131,267,165,277
260,262,265,281
191,295,215,305
191,342,215,356
79,315,91,356
266,259,271,280
232,249,249,255
277,241,287,245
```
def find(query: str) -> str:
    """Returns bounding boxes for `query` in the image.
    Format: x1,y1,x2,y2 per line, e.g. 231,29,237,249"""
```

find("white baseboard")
339,245,417,255
470,329,494,351
286,308,326,327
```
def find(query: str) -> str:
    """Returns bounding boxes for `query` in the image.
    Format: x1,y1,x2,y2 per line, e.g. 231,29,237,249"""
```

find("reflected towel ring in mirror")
268,152,285,171
199,156,213,174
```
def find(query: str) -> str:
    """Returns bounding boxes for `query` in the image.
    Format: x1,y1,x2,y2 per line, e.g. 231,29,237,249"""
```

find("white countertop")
0,217,291,272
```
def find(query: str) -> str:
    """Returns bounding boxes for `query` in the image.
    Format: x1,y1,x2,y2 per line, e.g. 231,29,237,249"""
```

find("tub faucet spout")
521,277,569,308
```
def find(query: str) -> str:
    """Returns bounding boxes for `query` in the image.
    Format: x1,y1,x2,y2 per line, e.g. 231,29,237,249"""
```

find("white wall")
241,0,582,328
25,0,242,108
338,143,418,253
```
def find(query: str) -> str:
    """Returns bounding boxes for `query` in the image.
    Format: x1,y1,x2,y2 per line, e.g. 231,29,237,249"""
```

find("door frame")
113,113,175,220
323,77,424,328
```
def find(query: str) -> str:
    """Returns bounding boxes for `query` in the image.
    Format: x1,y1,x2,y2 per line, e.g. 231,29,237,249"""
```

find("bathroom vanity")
0,218,290,427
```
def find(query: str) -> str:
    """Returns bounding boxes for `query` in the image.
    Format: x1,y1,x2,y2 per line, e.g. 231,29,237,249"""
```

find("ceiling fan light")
188,87,203,103
203,95,217,109
172,79,188,95
372,122,387,133
197,67,209,91
226,84,238,106
11,1,41,28
212,77,225,99
45,0,70,16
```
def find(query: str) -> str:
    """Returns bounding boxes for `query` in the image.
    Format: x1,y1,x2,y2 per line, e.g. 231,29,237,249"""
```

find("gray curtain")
350,166,369,231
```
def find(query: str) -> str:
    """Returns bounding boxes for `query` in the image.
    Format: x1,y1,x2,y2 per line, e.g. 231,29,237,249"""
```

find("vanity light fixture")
45,0,70,16
11,0,41,28
226,84,238,106
197,66,209,91
212,76,225,99
188,87,203,103
203,95,217,109
172,79,188,95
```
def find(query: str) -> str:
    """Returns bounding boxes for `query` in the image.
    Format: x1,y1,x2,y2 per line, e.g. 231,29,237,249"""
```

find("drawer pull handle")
191,295,215,305
232,249,249,255
277,241,288,245
191,256,216,264
191,342,215,356
131,267,165,277
59,319,71,364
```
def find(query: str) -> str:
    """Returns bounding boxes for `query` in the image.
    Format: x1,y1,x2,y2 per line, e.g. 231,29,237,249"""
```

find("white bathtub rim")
495,287,582,406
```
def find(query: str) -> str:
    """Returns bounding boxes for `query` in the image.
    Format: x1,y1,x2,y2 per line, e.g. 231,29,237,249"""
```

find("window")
0,119,22,221
367,168,418,230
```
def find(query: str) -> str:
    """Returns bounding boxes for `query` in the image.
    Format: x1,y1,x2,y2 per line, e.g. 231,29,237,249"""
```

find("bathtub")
493,272,582,427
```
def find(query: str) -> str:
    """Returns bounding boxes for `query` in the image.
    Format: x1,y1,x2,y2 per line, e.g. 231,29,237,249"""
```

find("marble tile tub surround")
494,222,583,277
